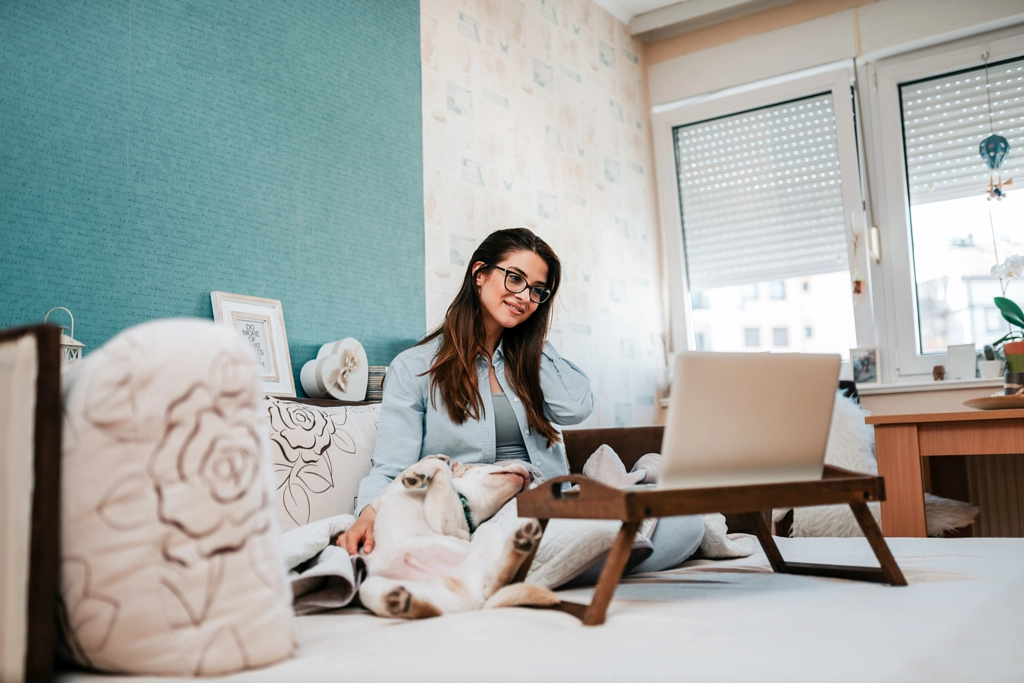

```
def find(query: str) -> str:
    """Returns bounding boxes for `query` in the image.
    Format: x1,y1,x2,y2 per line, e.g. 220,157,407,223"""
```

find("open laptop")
658,351,841,490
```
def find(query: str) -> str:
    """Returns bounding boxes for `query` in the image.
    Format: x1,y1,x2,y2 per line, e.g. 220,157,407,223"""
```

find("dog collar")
458,493,476,533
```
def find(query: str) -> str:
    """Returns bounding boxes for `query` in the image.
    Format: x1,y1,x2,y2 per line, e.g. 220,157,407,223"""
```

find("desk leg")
874,424,927,537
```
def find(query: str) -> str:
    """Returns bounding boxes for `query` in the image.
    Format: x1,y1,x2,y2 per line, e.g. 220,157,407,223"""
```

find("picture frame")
850,347,880,385
211,291,295,397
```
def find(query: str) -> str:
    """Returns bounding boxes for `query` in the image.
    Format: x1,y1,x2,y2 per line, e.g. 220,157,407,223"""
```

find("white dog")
357,455,559,619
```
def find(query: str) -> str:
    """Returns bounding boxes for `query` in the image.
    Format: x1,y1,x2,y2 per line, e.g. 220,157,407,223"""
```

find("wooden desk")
866,409,1024,537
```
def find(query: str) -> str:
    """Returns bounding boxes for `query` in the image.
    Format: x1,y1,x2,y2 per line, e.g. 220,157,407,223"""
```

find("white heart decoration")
299,338,368,401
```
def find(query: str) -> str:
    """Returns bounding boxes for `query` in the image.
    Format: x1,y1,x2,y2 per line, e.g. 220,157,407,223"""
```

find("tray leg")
511,518,549,584
746,511,785,572
746,510,906,586
582,520,640,626
849,502,908,586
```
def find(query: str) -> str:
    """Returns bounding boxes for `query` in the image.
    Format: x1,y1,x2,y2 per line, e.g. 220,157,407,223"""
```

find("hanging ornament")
980,134,1010,170
979,52,1013,201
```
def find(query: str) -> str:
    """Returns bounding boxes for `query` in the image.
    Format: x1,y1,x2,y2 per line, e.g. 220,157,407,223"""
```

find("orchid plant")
990,254,1024,348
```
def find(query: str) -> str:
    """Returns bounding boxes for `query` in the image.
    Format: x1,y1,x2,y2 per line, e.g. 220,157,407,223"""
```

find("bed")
59,536,1024,683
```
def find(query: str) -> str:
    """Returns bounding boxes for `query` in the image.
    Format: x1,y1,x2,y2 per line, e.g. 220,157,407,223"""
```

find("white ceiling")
594,0,795,38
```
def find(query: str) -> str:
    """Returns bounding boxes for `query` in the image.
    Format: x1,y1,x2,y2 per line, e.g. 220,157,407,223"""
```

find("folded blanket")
278,515,364,615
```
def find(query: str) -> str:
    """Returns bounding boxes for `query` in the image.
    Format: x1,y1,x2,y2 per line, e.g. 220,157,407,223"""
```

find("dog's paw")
402,471,428,489
383,586,412,616
512,519,543,553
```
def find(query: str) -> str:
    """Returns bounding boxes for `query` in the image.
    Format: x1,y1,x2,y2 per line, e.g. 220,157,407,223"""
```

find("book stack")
366,366,387,402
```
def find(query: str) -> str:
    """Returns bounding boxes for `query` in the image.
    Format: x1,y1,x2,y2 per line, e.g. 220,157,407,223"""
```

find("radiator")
966,455,1024,537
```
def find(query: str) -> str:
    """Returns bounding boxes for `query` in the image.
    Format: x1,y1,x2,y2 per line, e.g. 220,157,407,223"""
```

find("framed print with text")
211,291,295,397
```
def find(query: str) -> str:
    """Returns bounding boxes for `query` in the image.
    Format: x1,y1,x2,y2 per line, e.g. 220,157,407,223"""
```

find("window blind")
902,57,1024,206
674,94,849,291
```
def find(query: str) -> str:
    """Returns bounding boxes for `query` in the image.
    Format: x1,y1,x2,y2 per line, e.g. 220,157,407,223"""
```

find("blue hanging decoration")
979,53,1013,201
980,134,1010,170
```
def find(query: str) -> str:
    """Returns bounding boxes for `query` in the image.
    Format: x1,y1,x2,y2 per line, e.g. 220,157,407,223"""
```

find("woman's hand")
337,505,376,554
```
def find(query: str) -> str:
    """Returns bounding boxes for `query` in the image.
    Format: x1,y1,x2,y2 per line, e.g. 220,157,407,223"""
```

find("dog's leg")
400,457,468,540
471,518,544,600
360,576,480,619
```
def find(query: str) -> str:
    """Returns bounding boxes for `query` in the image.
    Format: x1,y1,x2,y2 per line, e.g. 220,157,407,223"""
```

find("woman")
339,228,702,576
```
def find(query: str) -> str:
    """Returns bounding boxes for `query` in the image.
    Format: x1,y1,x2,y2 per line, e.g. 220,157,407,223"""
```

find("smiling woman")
337,228,589,556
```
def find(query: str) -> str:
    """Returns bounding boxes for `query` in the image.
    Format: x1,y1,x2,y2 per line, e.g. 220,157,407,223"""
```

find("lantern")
44,307,85,365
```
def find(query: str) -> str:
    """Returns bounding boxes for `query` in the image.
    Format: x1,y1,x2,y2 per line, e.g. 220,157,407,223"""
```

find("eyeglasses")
488,265,552,304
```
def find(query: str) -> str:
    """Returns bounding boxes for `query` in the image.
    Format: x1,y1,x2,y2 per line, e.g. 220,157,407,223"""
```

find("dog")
355,455,559,619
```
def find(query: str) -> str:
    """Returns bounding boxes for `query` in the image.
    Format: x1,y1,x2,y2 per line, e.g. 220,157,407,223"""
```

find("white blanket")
279,515,362,615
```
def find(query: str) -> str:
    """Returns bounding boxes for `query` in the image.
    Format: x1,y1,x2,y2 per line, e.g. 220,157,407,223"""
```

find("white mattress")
59,537,1024,683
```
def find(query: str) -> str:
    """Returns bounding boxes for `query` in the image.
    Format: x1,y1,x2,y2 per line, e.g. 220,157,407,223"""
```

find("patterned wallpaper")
420,0,666,427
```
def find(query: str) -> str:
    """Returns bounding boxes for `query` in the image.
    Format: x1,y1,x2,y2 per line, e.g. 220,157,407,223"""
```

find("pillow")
264,398,380,531
59,318,294,676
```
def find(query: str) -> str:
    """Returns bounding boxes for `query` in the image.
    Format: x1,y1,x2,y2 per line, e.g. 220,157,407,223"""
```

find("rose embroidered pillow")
59,319,294,676
264,398,380,531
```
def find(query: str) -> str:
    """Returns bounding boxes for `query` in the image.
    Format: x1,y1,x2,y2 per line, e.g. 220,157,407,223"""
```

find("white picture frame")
850,347,880,385
211,291,295,397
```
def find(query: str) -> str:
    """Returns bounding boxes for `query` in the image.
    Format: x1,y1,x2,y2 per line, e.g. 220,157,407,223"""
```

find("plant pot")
1004,340,1024,373
979,359,1003,379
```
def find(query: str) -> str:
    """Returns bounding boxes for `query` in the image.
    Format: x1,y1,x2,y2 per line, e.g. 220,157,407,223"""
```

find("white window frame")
652,65,876,362
862,29,1024,379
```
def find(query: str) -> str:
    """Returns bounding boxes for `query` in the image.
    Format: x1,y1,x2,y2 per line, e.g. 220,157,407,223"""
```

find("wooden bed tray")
513,465,907,626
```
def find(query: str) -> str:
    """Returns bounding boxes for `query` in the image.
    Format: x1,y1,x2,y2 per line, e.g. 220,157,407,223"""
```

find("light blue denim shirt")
356,337,594,513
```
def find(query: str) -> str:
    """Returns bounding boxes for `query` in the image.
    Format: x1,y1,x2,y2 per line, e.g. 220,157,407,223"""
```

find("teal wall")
0,0,425,393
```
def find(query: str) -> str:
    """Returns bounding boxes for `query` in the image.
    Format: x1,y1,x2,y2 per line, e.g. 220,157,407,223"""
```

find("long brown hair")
420,228,563,446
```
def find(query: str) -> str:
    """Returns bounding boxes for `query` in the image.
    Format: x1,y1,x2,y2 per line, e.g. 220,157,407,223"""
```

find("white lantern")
44,307,86,365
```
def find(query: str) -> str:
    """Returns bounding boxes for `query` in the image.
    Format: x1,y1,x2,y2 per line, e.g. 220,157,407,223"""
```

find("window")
691,291,710,309
656,68,866,361
899,56,1024,354
694,330,708,350
870,32,1024,378
804,326,813,338
773,327,789,347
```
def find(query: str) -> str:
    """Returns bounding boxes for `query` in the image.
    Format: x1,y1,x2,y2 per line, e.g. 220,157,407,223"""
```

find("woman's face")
474,249,550,331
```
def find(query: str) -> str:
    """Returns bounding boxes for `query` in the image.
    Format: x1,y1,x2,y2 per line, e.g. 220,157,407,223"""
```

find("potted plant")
991,255,1024,373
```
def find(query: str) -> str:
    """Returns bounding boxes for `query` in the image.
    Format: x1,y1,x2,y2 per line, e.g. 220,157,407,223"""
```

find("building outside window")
769,281,786,300
744,327,761,348
773,327,789,347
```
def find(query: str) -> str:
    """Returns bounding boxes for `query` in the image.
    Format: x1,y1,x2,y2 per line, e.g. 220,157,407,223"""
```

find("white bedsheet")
58,537,1024,683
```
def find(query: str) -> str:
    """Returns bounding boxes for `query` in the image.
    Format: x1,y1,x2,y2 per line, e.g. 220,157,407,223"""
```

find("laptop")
658,351,841,490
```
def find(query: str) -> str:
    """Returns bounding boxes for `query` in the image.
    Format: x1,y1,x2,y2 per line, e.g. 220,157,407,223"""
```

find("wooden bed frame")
513,427,907,626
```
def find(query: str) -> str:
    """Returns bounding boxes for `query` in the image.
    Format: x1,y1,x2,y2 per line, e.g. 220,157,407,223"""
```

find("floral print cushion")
264,398,380,531
59,319,294,676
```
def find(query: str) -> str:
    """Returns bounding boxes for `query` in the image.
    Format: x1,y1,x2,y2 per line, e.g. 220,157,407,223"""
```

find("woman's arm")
538,340,595,425
354,355,426,514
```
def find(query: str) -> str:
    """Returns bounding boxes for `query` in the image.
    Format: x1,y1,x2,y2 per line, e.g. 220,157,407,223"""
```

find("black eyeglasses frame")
487,264,552,304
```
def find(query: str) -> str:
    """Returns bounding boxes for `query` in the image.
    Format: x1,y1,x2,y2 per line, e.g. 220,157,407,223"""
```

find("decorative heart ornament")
299,338,369,400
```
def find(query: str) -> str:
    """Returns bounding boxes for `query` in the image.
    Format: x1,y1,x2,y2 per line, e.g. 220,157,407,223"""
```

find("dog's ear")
451,462,469,478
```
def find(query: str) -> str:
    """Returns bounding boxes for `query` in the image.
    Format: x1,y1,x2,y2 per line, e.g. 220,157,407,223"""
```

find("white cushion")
264,399,380,531
59,319,294,676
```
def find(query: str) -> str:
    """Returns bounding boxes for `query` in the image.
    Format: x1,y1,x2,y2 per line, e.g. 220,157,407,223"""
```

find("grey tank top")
491,392,529,462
